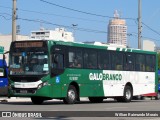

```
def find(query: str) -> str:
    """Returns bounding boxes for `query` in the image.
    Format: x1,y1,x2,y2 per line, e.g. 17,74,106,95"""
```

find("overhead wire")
0,5,107,24
17,17,145,36
0,12,158,41
39,0,136,20
142,22,160,37
0,14,11,20
1,3,160,41
0,5,137,24
17,17,108,34
19,9,107,23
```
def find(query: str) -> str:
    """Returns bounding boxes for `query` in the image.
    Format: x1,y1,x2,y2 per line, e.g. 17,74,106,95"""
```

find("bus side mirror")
53,55,58,64
3,51,9,60
3,54,5,61
3,51,9,67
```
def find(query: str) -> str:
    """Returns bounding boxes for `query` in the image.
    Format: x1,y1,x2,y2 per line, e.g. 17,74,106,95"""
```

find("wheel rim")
126,89,131,100
68,89,76,101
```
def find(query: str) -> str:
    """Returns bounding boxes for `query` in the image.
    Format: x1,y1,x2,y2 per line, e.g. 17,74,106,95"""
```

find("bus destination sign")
15,42,43,48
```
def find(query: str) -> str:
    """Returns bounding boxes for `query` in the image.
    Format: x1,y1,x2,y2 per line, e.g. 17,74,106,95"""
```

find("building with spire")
107,10,127,46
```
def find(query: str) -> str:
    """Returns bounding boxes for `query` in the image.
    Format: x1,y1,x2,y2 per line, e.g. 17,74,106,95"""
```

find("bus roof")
12,40,157,55
48,40,157,55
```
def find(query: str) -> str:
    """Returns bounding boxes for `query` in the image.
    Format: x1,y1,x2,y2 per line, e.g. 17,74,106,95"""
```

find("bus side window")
111,52,123,71
136,54,145,71
51,53,64,77
98,51,109,70
52,54,64,69
146,55,155,72
68,49,83,68
136,64,140,71
84,50,97,69
124,53,135,71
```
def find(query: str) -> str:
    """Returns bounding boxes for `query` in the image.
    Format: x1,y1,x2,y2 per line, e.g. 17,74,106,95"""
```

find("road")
0,98,160,120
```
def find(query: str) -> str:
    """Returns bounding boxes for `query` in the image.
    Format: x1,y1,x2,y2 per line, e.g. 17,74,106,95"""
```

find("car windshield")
9,51,49,75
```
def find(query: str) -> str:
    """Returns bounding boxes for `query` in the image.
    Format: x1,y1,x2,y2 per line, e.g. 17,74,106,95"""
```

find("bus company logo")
89,73,122,81
2,112,11,117
2,112,42,118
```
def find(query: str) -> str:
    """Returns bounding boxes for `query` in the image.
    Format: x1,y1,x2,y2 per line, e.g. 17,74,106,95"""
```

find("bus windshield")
9,41,49,75
10,51,48,75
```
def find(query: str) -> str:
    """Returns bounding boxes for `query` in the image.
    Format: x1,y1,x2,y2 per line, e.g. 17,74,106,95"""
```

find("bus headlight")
37,83,43,89
37,81,49,89
43,81,49,86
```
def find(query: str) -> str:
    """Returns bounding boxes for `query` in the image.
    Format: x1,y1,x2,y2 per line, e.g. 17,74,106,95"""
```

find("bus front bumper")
9,81,51,97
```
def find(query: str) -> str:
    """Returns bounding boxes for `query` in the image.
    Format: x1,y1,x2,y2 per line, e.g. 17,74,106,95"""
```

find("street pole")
138,0,142,49
12,0,17,42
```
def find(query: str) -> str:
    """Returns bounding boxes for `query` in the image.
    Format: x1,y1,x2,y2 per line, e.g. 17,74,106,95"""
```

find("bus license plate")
20,90,27,94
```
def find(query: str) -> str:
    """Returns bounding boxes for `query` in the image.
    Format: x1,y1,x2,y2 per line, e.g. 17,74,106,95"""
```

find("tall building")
30,28,74,42
107,10,127,46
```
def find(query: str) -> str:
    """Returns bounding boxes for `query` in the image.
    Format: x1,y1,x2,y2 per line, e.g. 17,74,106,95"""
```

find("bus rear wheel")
88,97,104,103
123,86,132,102
63,85,77,104
31,97,44,105
116,86,132,102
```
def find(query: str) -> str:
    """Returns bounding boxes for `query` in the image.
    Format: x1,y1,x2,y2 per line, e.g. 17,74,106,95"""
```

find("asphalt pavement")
0,98,160,120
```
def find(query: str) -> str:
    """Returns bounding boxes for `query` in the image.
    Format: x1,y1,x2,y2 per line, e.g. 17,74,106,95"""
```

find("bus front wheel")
31,97,44,105
63,85,77,104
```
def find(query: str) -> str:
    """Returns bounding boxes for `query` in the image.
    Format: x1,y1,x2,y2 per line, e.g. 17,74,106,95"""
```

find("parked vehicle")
0,59,8,96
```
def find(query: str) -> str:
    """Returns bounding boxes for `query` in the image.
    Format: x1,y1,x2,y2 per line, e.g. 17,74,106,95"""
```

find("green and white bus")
8,40,158,104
